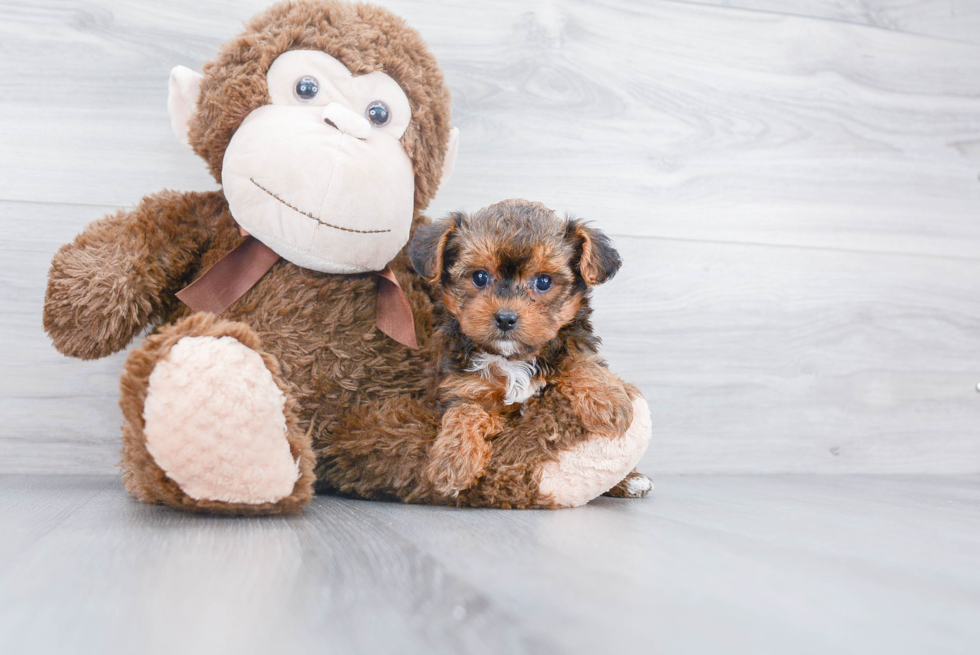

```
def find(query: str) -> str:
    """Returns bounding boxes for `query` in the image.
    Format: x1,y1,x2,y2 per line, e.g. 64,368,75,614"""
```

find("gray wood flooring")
2,0,978,475
1,474,978,654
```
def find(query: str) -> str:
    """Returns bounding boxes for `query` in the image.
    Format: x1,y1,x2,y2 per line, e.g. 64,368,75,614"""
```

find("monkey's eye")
365,100,391,126
533,274,553,292
294,76,319,102
472,270,490,289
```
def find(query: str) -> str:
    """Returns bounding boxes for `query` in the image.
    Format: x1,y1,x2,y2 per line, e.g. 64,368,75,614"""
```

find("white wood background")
1,0,978,475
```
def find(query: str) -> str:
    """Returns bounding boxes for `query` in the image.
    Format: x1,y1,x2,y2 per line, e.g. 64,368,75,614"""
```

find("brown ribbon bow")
176,236,418,350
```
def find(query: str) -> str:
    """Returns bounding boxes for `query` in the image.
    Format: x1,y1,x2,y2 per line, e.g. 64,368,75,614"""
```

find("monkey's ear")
409,213,462,285
435,127,460,195
566,219,622,286
168,65,204,148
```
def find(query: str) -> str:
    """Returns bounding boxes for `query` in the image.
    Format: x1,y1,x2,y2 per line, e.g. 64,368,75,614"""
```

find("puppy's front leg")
426,403,502,498
556,358,634,438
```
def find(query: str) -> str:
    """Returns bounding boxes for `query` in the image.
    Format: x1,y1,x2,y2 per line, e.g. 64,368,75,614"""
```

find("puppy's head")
410,199,620,357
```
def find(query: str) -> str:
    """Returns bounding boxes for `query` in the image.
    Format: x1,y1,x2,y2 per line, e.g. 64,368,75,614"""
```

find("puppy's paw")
557,362,636,438
426,452,489,498
563,380,634,438
426,404,499,497
603,470,653,498
585,388,634,437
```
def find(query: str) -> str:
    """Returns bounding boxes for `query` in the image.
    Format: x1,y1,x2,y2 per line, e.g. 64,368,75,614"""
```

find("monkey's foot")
602,470,654,498
536,395,652,508
121,314,315,514
143,334,300,504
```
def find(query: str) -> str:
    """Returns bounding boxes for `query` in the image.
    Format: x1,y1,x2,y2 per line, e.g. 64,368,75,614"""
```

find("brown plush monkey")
42,0,652,514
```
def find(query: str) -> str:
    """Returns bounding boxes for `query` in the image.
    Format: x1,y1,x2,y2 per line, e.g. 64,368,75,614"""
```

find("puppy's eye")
365,100,391,126
533,274,553,292
294,76,319,102
472,270,490,289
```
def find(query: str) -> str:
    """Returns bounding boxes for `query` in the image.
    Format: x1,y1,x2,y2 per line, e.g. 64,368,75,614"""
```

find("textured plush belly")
219,259,436,420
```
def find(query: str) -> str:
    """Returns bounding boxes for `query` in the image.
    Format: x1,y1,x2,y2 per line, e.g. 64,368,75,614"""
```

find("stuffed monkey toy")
42,0,652,514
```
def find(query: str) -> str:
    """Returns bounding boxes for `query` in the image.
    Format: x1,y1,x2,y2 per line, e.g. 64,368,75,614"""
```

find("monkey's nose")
321,102,371,140
494,310,519,332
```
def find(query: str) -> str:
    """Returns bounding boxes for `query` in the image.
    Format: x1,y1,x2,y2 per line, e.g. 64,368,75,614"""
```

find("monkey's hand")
43,190,215,360
556,359,635,439
426,403,502,498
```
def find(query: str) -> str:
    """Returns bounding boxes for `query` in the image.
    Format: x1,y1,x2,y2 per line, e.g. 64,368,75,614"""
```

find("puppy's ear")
566,219,621,286
409,212,463,285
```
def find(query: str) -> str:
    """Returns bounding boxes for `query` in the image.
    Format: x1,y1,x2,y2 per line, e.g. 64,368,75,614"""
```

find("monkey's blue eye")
533,274,553,292
294,76,319,102
366,100,390,126
472,270,490,289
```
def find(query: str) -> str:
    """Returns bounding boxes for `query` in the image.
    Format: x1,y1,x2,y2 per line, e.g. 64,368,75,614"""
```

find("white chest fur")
466,353,545,406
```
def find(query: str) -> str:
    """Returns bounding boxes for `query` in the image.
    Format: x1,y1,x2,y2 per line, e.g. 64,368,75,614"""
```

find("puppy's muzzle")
494,309,519,332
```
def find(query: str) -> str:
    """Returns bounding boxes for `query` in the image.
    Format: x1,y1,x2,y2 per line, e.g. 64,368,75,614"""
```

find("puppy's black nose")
494,310,519,332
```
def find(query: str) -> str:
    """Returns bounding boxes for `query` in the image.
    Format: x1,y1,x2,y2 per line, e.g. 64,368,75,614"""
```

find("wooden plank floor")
1,474,978,654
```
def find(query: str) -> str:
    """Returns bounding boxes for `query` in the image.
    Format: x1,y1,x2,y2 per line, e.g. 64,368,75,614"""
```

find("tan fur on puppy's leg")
556,360,634,438
426,403,501,497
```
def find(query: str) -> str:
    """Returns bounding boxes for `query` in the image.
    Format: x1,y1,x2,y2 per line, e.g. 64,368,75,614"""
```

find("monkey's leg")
313,395,442,503
119,313,315,514
535,385,652,508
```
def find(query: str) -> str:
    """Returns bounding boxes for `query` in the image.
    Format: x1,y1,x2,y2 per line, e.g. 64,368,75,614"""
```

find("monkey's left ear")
435,127,460,194
167,65,204,148
566,219,622,286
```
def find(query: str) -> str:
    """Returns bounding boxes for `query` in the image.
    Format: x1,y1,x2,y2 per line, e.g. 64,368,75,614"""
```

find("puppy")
410,198,644,498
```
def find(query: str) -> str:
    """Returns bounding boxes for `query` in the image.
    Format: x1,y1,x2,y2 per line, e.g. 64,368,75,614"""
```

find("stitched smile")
249,178,391,234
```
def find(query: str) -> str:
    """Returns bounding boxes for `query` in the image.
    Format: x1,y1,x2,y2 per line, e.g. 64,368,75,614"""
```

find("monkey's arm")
43,190,223,360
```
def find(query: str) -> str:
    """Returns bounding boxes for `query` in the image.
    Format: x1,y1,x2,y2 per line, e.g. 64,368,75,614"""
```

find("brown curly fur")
324,382,642,509
425,403,500,496
42,0,645,513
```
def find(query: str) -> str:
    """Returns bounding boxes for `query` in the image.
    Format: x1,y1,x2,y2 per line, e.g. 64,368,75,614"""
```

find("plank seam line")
0,197,132,210
659,0,980,48
608,232,980,264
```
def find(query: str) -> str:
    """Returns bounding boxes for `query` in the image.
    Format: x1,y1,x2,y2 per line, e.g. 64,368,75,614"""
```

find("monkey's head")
168,0,458,274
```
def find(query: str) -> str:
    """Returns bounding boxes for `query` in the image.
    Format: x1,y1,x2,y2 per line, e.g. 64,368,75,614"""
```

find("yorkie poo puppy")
410,198,648,498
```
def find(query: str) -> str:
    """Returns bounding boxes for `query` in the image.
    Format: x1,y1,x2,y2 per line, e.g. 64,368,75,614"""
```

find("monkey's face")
220,50,417,274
